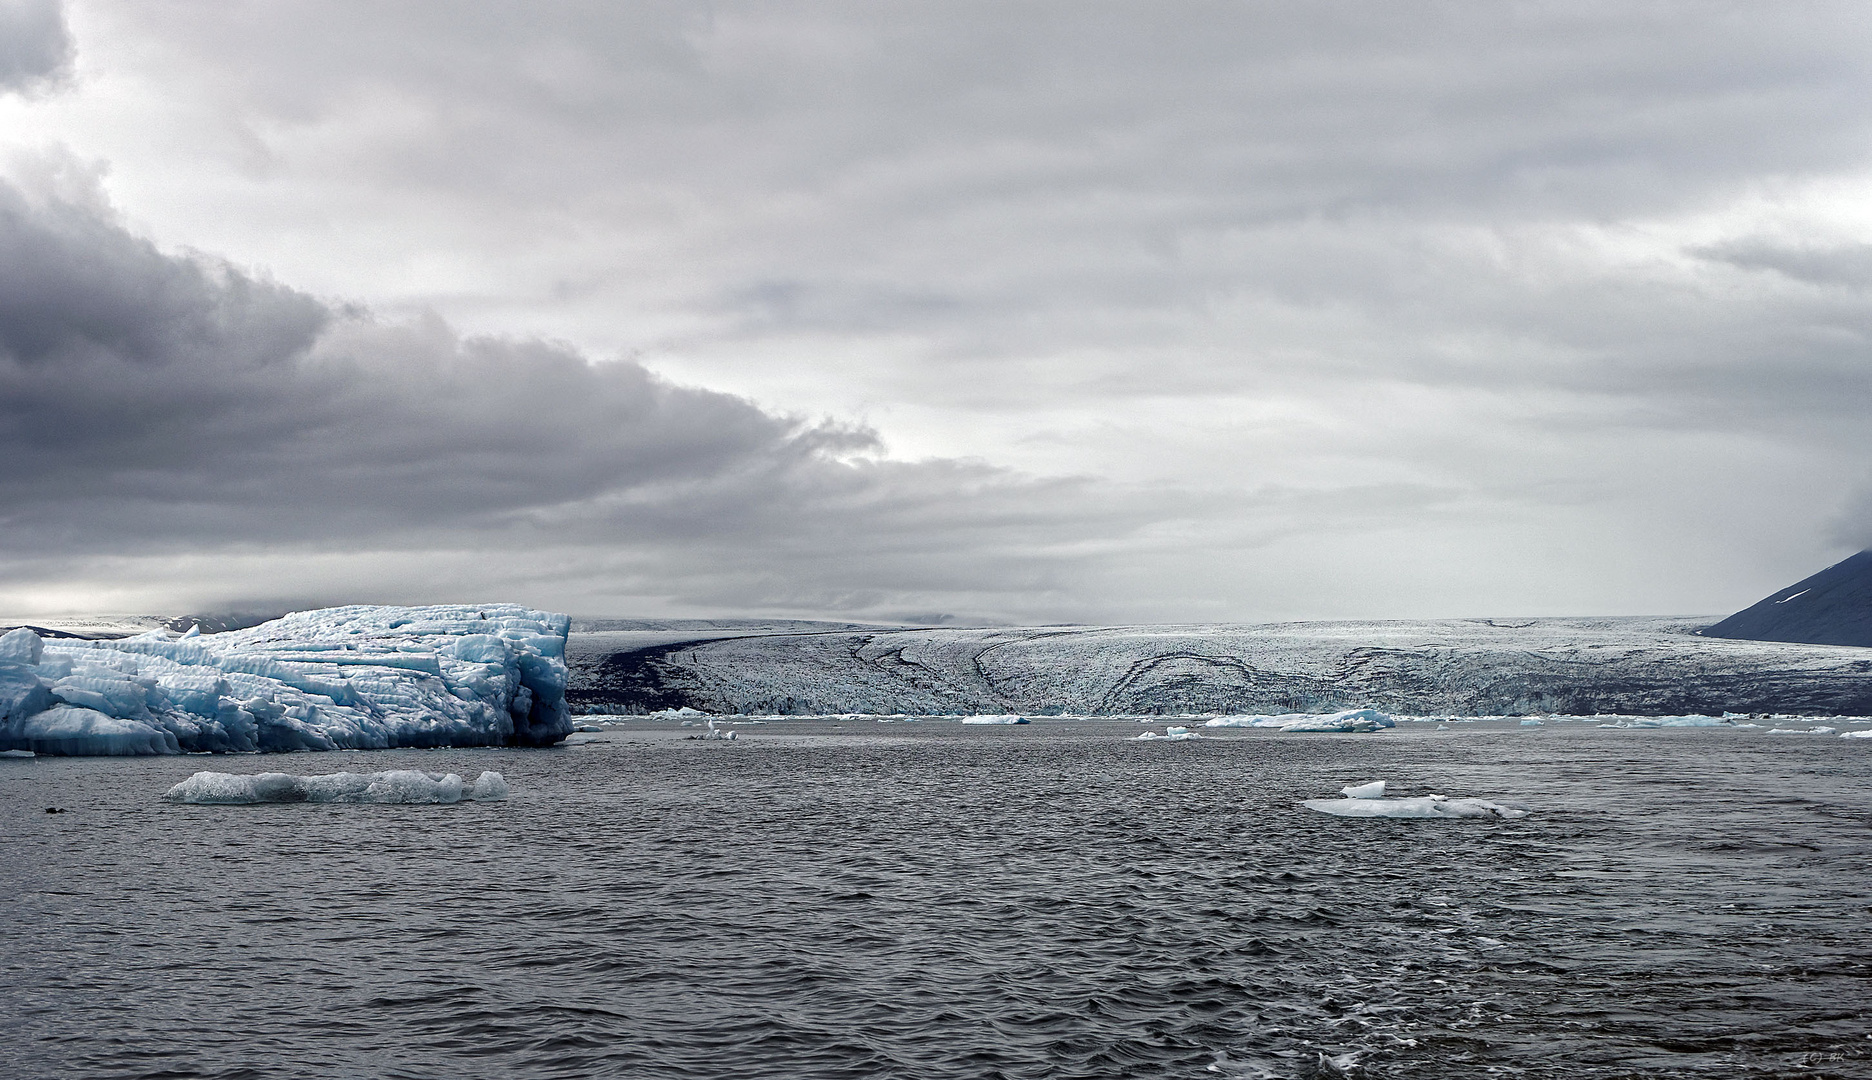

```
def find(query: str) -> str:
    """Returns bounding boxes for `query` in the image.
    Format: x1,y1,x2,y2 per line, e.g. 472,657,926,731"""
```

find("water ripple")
3,722,1869,1078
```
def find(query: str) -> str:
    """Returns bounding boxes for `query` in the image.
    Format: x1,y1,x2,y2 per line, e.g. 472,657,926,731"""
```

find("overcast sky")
1,0,1869,623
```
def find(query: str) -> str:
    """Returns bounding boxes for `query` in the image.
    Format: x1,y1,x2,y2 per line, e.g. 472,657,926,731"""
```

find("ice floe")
960,715,1031,725
1205,708,1395,733
163,769,510,805
1135,725,1200,741
1302,781,1527,819
0,605,572,756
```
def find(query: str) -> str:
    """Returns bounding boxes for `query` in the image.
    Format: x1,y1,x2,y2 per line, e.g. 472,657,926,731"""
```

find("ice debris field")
0,605,572,756
164,769,510,805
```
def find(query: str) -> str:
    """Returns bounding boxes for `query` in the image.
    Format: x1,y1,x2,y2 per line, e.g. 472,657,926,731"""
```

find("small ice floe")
1520,718,1543,726
1767,726,1836,735
1593,714,1739,729
1135,725,1200,741
1301,781,1527,819
164,769,510,805
959,715,1030,725
648,706,709,721
1206,708,1395,733
1842,728,1872,739
1,748,35,758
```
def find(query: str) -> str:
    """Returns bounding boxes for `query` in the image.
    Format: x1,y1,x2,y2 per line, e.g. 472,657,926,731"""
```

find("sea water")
3,720,1869,1078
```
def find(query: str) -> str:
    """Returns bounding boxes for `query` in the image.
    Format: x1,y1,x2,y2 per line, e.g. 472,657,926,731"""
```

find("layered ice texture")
164,769,510,804
0,605,572,756
566,616,1872,716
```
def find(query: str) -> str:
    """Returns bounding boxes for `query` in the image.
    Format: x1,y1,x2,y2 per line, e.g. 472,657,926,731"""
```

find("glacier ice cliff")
0,605,572,755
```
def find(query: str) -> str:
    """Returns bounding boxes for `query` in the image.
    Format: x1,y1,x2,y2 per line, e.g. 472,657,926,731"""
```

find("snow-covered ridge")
0,605,572,756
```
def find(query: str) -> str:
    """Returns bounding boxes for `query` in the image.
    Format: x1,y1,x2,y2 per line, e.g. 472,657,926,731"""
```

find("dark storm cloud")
0,0,70,94
0,177,1208,618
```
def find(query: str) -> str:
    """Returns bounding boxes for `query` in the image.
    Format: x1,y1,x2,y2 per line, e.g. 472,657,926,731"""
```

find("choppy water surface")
5,721,1870,1079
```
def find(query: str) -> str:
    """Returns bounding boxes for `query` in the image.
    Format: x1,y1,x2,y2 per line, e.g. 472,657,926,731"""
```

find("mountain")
1702,550,1872,647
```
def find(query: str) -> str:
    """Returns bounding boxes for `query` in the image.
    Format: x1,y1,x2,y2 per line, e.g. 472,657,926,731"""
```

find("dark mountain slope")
1703,550,1872,647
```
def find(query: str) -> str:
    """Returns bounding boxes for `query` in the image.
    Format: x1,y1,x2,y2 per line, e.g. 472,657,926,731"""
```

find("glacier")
0,605,572,755
565,616,1872,716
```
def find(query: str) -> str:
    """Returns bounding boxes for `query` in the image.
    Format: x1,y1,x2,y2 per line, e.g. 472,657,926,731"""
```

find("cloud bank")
3,2,1872,619
0,173,1219,620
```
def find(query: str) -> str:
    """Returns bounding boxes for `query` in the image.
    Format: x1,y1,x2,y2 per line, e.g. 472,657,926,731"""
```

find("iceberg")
1205,708,1395,733
164,769,510,805
0,605,572,756
1340,780,1386,799
1302,793,1528,820
960,715,1030,725
1135,725,1200,741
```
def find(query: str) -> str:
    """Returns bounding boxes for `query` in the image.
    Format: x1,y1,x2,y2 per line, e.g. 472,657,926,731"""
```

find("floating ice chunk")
1520,718,1543,726
164,769,510,805
1136,726,1200,741
1341,780,1386,799
1302,794,1528,820
960,715,1030,725
1204,708,1394,732
1767,726,1836,735
0,748,34,758
471,771,510,800
1842,729,1872,739
0,604,572,756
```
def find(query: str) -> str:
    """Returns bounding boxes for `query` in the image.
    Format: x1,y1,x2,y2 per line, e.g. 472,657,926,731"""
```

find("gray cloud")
5,3,1872,619
0,176,1230,620
0,0,70,94
1694,238,1872,290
